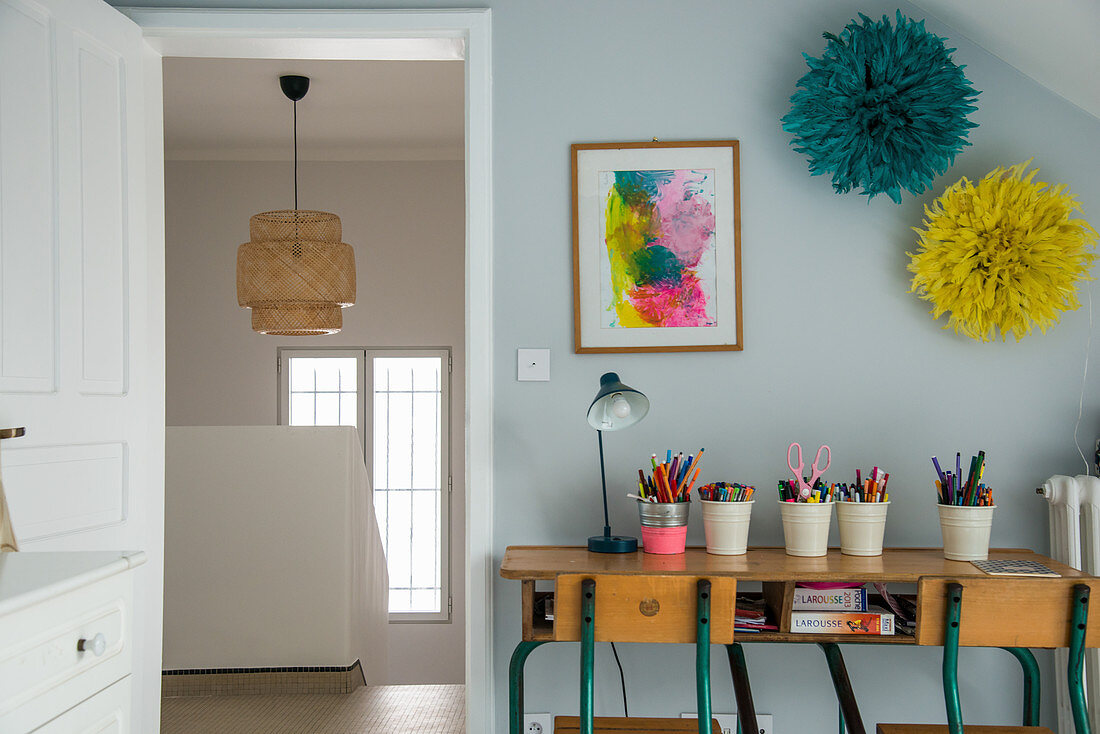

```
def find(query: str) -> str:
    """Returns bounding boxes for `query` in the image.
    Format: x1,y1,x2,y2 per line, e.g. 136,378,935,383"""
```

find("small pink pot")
640,525,688,554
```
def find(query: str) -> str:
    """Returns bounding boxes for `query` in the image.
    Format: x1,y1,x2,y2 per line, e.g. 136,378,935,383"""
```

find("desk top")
500,546,1088,583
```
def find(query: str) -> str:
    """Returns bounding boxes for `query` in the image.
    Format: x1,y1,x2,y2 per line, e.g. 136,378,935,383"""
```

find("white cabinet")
0,551,145,733
32,678,131,734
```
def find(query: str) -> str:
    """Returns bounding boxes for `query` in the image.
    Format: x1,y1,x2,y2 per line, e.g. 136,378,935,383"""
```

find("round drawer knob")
77,633,107,657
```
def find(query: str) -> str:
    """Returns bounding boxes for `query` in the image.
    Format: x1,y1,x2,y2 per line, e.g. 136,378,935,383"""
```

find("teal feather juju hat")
781,11,979,204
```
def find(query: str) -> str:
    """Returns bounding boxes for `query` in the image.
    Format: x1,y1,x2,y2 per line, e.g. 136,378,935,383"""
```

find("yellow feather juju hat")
908,160,1097,342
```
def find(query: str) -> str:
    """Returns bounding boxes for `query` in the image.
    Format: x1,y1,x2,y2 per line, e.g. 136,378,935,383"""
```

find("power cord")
609,642,628,717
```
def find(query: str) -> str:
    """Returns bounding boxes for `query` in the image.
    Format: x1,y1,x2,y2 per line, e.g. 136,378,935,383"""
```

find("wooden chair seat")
555,716,721,733
877,724,1055,734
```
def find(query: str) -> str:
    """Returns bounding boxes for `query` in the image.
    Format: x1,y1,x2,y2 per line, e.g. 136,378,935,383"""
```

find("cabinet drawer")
0,573,133,733
32,676,131,734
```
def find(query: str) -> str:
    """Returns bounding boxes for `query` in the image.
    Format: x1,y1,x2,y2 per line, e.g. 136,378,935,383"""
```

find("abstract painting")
573,141,741,352
600,168,717,328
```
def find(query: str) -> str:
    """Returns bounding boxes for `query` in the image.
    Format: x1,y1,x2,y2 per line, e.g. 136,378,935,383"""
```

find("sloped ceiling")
912,0,1100,120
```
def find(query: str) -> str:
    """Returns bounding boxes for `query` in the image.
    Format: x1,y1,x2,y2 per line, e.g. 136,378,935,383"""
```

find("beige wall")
165,159,465,684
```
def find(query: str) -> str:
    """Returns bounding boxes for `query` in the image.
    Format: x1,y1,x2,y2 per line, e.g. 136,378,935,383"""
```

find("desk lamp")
586,372,649,553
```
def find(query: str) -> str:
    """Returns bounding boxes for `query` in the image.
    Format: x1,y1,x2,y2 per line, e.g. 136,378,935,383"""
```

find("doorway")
130,9,493,733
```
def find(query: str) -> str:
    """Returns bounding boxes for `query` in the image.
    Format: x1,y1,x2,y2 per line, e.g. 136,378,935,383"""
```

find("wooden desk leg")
697,580,712,734
1069,584,1091,734
581,578,596,734
509,640,550,734
1000,647,1040,726
726,643,759,734
818,643,866,734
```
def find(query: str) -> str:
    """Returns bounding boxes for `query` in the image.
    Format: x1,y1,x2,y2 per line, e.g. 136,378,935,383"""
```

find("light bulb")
610,394,631,419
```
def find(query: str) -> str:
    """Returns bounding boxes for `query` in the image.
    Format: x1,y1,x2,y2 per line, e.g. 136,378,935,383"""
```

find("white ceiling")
912,0,1100,120
163,58,464,161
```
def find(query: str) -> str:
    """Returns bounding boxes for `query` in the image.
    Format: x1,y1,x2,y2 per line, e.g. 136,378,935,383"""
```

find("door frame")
124,8,494,731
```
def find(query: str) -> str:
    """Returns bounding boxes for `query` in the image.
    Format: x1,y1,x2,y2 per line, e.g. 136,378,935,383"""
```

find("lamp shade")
237,209,356,335
586,372,649,431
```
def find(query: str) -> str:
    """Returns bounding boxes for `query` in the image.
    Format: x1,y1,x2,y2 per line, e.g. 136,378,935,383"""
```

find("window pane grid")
373,357,444,615
287,357,359,429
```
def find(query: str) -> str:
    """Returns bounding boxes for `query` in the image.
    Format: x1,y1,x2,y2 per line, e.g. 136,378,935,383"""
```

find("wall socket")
681,712,773,734
524,713,552,734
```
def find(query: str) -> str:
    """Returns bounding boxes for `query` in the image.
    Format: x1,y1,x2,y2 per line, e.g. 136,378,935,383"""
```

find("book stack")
789,584,895,636
734,597,777,633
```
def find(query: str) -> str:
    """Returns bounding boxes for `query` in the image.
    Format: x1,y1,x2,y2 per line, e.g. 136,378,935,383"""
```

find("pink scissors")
787,442,831,500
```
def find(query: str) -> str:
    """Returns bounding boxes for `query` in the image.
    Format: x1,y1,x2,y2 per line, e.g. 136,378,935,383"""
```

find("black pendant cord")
293,99,298,211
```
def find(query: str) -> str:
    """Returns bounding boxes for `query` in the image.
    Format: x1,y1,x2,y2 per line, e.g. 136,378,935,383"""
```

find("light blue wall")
122,0,1100,729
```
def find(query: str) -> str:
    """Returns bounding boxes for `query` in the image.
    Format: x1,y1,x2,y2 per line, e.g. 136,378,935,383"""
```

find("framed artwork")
572,140,742,353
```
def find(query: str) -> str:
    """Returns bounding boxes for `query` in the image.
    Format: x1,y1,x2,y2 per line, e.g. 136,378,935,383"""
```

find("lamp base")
587,534,638,553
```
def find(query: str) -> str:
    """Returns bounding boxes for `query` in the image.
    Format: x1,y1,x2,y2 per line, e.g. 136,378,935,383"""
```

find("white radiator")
1039,474,1100,733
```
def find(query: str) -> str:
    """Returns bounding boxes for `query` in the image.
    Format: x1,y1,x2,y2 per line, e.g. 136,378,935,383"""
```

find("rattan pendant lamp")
236,75,356,335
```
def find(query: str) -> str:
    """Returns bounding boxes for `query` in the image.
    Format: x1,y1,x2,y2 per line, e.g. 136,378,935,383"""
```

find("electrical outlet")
524,713,552,734
681,712,773,734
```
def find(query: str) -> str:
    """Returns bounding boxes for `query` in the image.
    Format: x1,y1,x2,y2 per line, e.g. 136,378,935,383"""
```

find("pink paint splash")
629,273,712,327
652,170,715,269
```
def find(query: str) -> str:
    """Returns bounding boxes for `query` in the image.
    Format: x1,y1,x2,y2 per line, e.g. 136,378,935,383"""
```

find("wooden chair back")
915,577,1100,648
553,574,736,644
555,716,722,733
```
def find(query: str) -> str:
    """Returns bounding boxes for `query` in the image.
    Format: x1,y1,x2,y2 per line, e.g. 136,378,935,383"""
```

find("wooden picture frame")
572,140,742,353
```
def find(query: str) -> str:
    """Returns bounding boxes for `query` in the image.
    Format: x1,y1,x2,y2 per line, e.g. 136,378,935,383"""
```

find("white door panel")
0,0,162,729
73,33,129,395
0,0,58,394
4,0,143,550
3,442,126,542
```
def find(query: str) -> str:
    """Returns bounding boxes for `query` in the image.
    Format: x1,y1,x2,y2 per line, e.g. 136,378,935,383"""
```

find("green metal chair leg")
838,705,845,734
818,643,865,734
1000,647,1040,726
509,640,549,734
697,580,712,734
1069,584,1091,734
581,578,596,734
943,583,963,734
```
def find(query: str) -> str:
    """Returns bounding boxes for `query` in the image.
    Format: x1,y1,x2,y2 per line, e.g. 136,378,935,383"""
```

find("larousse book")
791,586,867,611
790,610,895,635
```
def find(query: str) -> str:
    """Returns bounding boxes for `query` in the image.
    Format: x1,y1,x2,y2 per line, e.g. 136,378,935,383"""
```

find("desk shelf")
522,582,554,641
741,631,916,644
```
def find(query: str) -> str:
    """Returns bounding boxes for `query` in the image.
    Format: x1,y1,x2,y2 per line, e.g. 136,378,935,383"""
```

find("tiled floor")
161,684,465,734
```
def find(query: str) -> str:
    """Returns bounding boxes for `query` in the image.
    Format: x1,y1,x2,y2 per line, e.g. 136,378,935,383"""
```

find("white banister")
163,425,388,681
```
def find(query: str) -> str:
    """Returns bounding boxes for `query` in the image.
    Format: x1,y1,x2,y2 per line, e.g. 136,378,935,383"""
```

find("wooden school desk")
500,546,1100,734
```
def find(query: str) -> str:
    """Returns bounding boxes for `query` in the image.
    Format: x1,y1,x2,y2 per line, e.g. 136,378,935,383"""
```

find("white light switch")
517,348,550,381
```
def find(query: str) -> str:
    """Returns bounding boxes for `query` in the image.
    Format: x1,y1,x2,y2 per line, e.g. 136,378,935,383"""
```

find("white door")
0,0,163,728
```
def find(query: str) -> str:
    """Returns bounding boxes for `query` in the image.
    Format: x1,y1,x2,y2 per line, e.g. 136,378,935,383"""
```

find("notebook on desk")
971,559,1061,577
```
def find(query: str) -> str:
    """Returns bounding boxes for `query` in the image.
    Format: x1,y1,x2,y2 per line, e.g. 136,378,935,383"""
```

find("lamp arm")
598,430,611,538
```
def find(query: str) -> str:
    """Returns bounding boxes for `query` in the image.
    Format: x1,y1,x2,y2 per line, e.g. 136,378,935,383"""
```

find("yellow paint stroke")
604,187,658,327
